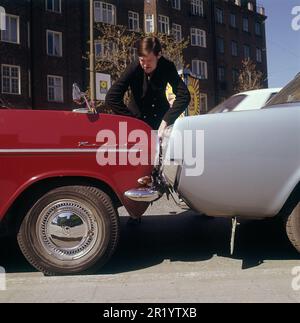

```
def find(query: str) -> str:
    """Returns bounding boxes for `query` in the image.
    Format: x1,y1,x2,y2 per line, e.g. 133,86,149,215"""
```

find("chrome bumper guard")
124,187,162,203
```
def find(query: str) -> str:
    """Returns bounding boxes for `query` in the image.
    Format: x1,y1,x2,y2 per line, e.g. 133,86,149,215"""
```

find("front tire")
285,202,300,253
17,186,120,275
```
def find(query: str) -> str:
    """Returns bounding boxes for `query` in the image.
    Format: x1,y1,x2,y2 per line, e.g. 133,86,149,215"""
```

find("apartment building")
0,0,83,110
144,0,268,110
0,0,268,112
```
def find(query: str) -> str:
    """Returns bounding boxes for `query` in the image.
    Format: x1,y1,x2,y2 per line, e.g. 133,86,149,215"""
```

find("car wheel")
285,202,300,253
17,186,120,275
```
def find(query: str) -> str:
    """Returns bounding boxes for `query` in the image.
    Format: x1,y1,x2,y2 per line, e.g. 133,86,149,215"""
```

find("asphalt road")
0,197,300,303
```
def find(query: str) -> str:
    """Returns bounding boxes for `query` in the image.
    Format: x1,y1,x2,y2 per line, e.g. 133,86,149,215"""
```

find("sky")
261,0,300,88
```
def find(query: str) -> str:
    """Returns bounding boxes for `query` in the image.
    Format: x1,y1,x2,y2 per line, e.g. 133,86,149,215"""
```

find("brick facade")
0,0,268,112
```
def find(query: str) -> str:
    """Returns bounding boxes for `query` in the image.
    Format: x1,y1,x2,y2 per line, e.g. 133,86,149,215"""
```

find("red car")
0,109,155,275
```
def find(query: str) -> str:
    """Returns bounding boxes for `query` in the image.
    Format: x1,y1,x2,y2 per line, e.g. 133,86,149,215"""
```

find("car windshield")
265,74,300,107
209,95,247,114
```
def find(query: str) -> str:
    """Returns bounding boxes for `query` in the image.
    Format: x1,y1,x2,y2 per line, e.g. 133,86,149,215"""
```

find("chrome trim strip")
0,148,142,154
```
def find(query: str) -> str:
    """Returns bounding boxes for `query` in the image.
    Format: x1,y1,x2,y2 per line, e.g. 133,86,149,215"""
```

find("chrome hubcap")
37,200,99,261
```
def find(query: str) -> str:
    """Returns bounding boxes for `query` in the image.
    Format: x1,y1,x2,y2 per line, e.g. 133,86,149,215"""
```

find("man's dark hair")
137,37,162,57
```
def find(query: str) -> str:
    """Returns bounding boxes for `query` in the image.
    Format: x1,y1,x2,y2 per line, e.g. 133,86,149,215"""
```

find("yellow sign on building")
187,76,200,116
166,75,201,117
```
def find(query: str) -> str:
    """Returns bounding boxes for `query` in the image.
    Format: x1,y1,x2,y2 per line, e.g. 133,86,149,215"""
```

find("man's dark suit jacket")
105,56,191,130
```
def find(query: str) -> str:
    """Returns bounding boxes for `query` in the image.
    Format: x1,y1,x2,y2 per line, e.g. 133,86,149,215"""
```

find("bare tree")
94,23,138,81
94,25,189,81
236,58,264,92
91,24,189,111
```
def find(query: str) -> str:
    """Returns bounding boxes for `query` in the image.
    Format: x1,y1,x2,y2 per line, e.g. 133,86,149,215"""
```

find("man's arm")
105,63,136,116
163,62,191,126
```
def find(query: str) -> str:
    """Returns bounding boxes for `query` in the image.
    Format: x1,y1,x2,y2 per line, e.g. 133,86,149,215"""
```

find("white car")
209,88,282,114
126,74,300,255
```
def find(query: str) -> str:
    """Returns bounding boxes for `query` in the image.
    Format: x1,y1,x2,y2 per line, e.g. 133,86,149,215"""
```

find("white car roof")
237,88,282,96
209,88,283,114
231,88,283,112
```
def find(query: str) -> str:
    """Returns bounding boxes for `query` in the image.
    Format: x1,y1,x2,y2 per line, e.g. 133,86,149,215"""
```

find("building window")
232,68,239,84
95,41,115,58
130,47,138,62
0,14,20,44
243,17,249,32
47,30,62,57
172,23,182,42
171,0,181,10
200,93,208,113
47,75,63,102
145,14,154,33
94,1,116,25
191,0,204,16
192,60,208,79
256,48,262,63
95,42,103,57
218,66,225,82
217,37,225,54
243,45,251,59
191,28,206,47
231,41,238,56
255,22,262,36
216,8,224,24
46,0,61,13
128,11,139,32
158,15,170,34
230,13,236,28
1,65,21,95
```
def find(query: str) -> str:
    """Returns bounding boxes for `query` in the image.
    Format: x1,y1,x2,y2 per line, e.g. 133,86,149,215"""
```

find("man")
105,37,191,137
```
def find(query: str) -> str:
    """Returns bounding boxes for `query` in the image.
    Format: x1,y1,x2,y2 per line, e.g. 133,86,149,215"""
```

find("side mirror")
72,83,83,103
72,83,97,114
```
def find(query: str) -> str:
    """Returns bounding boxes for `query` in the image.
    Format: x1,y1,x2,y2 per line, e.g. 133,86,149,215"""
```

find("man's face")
139,52,161,74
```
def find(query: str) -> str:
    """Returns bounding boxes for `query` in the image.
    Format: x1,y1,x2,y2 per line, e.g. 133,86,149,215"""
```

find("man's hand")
158,120,168,139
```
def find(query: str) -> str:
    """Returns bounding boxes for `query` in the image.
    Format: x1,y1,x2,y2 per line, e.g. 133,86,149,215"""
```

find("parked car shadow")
0,236,35,273
0,211,299,274
100,212,299,274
